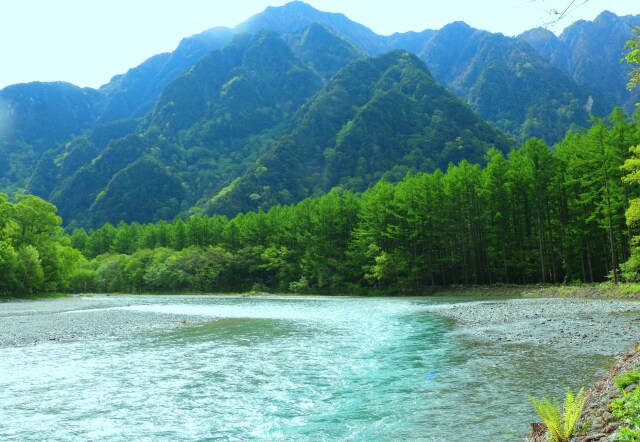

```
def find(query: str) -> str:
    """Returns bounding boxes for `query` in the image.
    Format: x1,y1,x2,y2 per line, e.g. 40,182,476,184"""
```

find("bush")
289,276,309,293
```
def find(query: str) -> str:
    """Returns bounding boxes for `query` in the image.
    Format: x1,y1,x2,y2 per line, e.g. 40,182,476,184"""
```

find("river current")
1,295,638,441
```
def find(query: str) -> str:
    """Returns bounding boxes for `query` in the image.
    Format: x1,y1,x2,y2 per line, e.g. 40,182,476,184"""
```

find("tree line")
53,108,639,295
2,108,640,296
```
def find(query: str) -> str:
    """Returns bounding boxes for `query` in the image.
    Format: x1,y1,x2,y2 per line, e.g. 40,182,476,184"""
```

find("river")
1,295,639,441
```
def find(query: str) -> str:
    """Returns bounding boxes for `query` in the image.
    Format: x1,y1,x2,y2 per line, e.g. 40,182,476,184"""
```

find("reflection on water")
0,296,634,441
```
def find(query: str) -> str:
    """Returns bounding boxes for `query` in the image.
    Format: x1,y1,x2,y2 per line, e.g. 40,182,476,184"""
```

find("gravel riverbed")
0,295,210,348
423,297,640,356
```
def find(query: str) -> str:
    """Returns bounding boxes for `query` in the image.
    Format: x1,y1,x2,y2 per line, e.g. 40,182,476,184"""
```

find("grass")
615,371,640,391
530,387,586,442
0,292,69,302
617,283,640,296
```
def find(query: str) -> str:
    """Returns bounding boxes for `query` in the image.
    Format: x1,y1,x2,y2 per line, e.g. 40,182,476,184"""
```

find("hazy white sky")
0,0,636,90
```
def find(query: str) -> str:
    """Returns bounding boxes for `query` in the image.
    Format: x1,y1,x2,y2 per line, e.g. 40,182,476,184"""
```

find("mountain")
0,82,103,192
203,50,513,216
2,3,635,152
0,2,637,228
0,81,102,147
231,3,614,142
520,10,640,113
98,27,234,122
0,26,235,195
235,1,387,54
147,31,322,134
30,34,511,227
419,22,600,142
39,31,326,227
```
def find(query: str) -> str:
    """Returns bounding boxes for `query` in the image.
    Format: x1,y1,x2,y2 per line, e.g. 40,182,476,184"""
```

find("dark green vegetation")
3,109,637,296
0,3,638,230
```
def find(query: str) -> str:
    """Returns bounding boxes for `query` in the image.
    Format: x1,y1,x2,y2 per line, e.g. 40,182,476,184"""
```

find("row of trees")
54,108,640,294
3,107,640,295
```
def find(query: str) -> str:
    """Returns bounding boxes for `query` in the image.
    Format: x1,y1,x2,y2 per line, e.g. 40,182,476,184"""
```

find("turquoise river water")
1,295,639,441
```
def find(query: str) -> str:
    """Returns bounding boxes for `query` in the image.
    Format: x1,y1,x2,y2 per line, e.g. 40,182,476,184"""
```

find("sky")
0,0,636,90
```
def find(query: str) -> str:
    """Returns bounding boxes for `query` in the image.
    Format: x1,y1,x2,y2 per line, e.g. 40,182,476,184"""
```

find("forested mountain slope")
41,31,325,227
203,50,513,216
0,82,103,193
418,22,600,142
31,32,511,226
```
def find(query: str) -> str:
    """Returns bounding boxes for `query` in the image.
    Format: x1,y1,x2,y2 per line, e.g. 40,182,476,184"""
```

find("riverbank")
0,295,213,347
422,297,640,355
574,343,640,441
526,343,640,442
426,283,640,298
2,282,639,301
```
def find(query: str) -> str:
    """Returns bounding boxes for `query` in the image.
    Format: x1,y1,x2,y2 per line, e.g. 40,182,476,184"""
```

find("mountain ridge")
0,2,636,228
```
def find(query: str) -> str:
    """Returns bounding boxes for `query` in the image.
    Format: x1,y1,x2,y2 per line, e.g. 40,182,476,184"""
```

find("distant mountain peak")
443,21,473,31
237,1,339,34
235,1,385,54
519,27,556,40
266,1,320,14
595,10,621,23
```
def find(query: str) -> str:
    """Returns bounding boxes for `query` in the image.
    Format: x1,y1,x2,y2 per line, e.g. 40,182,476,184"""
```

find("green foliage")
615,371,640,392
611,380,640,441
624,27,640,91
289,277,309,294
0,193,83,296
68,268,96,293
529,387,586,442
15,245,45,294
622,145,640,281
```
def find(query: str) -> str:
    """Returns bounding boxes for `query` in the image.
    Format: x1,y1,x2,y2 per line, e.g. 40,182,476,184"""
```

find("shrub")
289,276,309,293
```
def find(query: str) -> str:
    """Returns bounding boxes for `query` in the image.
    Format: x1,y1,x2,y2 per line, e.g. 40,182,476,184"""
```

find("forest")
3,107,640,296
